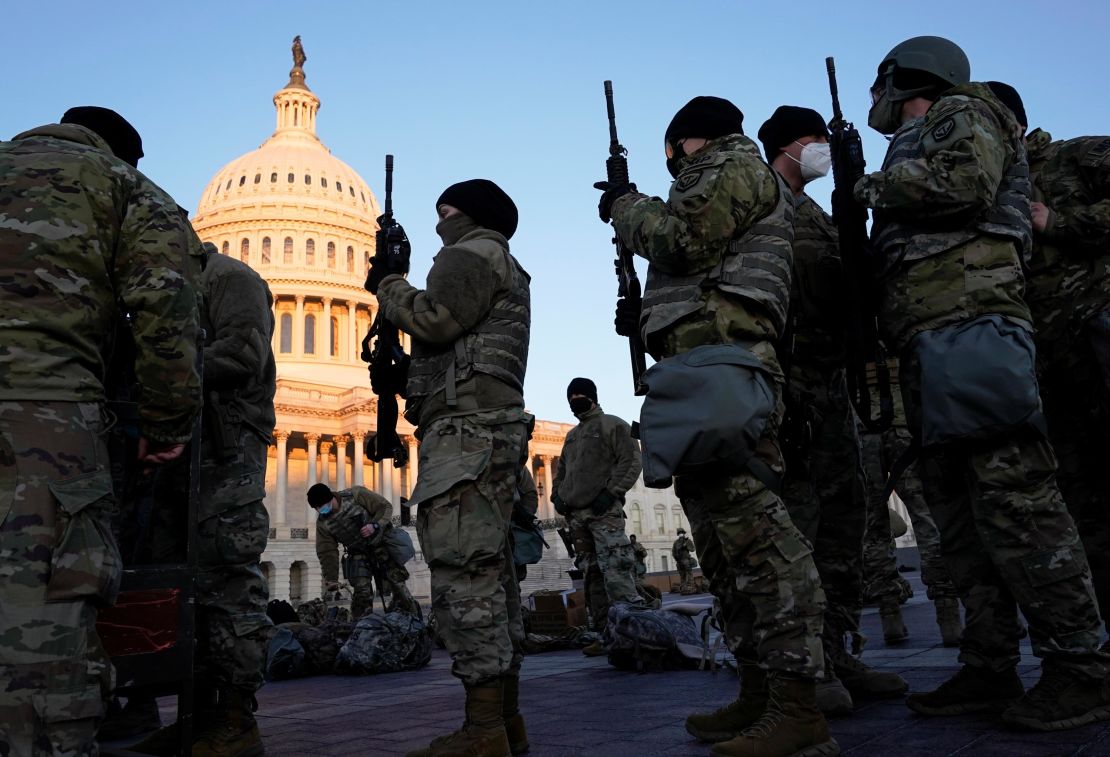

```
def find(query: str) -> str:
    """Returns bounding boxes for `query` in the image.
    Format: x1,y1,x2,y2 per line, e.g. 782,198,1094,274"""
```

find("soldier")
988,81,1110,636
671,528,696,591
858,359,963,648
308,483,418,619
855,36,1110,729
372,179,530,757
551,377,643,653
629,534,648,583
597,96,835,756
0,106,202,757
758,105,908,714
132,240,277,756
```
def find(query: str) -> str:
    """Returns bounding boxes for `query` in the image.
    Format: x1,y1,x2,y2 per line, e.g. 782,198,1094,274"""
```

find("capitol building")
189,41,689,604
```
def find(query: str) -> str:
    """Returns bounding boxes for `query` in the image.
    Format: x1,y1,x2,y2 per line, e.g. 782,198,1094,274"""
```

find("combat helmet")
868,35,970,134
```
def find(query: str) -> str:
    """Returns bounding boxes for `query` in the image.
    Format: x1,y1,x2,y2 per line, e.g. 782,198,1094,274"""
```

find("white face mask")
787,141,832,182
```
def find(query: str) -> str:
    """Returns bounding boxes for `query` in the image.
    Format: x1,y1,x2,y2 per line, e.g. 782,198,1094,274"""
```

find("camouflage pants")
674,378,826,678
676,558,693,587
1038,311,1110,626
901,354,1110,678
346,549,415,618
0,401,118,757
860,427,957,603
566,503,640,631
781,369,867,651
414,414,526,685
151,430,272,694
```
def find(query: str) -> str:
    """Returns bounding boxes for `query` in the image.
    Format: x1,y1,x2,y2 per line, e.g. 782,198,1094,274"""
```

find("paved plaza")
128,570,1110,757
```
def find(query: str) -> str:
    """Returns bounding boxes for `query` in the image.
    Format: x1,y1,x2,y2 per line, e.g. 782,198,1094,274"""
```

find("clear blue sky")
5,1,1108,425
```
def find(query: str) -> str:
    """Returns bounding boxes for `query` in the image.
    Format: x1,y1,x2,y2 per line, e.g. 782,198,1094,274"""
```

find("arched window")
305,238,315,266
363,250,370,274
360,191,366,203
239,175,246,186
330,317,339,357
240,238,250,263
671,505,685,534
261,237,271,264
283,237,293,264
349,186,355,197
321,177,328,188
279,313,292,353
270,172,277,183
221,240,229,255
654,504,666,535
225,179,232,190
630,503,643,537
327,242,336,269
253,173,261,184
289,561,307,602
287,173,295,183
304,314,316,354
304,174,311,185
336,181,343,193
346,246,354,272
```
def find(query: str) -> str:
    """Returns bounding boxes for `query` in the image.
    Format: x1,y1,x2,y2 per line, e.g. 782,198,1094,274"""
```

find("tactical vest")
405,246,531,405
871,102,1032,269
641,172,795,340
319,490,372,553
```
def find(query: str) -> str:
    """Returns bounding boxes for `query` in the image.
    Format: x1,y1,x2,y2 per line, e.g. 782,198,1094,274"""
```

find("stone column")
305,433,318,487
381,459,395,503
542,455,554,520
334,435,349,490
407,437,419,493
322,297,333,358
294,295,305,358
274,430,289,526
352,431,365,485
319,441,333,486
270,561,291,601
348,302,358,363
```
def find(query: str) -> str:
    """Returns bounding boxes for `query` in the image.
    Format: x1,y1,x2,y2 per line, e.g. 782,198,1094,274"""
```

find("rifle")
362,154,410,467
825,57,893,432
602,80,648,394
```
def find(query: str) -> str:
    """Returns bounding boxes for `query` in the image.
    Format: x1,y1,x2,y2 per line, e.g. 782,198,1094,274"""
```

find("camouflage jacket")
855,83,1033,349
0,123,203,442
517,465,538,517
610,134,790,363
631,540,648,566
672,535,694,561
787,194,847,376
377,216,529,429
200,251,277,442
315,486,394,583
1023,128,1110,361
553,404,642,509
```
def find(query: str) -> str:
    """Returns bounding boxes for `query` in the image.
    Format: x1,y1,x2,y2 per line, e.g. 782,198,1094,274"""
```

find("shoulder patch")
932,118,955,142
1081,137,1110,168
674,171,702,193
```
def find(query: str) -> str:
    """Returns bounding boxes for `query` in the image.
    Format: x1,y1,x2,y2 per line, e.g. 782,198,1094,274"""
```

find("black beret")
665,96,744,144
757,106,829,163
61,106,144,167
307,483,334,506
987,81,1027,130
436,179,519,240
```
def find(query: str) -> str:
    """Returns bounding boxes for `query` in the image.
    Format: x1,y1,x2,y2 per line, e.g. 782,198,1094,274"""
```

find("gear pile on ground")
334,610,433,674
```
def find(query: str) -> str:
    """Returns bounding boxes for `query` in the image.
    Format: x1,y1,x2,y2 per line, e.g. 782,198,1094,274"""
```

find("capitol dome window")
305,238,315,265
221,241,229,255
349,186,355,197
321,178,327,188
327,242,336,269
271,172,277,183
239,176,246,187
287,173,294,183
283,237,294,264
346,246,354,272
279,313,292,354
225,179,232,190
305,174,311,185
360,191,365,203
330,317,339,357
240,238,250,263
336,181,343,193
304,314,316,355
262,237,272,264
254,173,261,184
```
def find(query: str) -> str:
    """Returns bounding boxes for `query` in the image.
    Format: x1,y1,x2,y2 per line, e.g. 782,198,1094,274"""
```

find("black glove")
366,221,411,294
552,493,569,517
614,297,641,338
370,354,408,396
590,490,618,516
365,258,390,294
593,181,636,223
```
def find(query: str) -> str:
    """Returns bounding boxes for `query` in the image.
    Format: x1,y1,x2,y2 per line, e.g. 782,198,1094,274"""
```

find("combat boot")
906,664,1024,716
934,597,963,648
581,640,607,657
828,645,908,700
710,674,840,757
191,689,264,757
815,670,854,717
502,674,529,755
405,680,510,757
128,685,218,755
685,664,768,742
1002,664,1110,730
879,597,908,645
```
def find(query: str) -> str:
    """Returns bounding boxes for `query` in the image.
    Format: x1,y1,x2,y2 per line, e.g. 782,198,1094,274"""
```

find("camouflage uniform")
855,84,1108,680
671,534,695,588
0,124,202,755
611,133,826,679
779,194,869,654
1024,128,1110,620
630,539,648,582
553,405,642,630
376,213,530,686
315,486,416,619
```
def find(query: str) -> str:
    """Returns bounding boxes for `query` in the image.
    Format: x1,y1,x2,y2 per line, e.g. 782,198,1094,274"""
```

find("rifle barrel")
826,57,843,124
604,80,620,150
384,154,394,217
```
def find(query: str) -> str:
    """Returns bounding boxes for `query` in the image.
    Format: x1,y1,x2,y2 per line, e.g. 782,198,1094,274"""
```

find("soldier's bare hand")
1031,201,1051,233
137,437,186,466
360,523,378,538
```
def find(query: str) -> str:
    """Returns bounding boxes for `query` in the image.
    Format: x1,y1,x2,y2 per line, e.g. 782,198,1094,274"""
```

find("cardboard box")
529,589,588,631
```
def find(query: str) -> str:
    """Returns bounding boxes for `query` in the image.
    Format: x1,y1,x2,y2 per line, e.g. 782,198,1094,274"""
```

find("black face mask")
569,397,593,415
666,140,685,178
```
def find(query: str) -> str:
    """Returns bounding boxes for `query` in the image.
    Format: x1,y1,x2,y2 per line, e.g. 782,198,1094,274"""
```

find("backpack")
604,603,705,672
334,610,433,674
